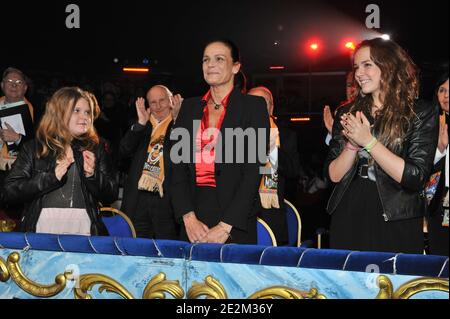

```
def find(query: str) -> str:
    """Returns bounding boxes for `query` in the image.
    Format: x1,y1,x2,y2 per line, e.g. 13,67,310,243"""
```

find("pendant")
214,104,221,110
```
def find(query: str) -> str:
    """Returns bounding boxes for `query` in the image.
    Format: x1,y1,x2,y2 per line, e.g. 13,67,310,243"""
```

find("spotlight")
310,43,319,51
113,58,119,63
345,42,356,50
381,34,390,41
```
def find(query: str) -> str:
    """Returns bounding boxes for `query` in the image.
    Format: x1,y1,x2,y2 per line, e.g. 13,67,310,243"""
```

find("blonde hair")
36,87,100,159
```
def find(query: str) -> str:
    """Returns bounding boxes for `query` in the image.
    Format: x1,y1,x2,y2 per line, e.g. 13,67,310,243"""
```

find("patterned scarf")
259,117,281,209
137,114,172,197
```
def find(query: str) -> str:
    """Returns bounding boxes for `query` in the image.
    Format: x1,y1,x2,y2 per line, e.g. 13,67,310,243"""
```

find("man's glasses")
3,79,25,87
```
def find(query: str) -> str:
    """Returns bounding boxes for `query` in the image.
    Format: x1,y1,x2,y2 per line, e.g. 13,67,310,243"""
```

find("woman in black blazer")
170,39,270,244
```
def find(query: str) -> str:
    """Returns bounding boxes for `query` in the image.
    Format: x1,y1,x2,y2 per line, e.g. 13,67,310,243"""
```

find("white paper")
1,114,26,145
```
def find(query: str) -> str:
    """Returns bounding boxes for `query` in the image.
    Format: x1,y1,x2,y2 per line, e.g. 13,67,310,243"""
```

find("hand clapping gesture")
340,111,373,148
55,147,74,181
83,150,96,178
136,97,151,126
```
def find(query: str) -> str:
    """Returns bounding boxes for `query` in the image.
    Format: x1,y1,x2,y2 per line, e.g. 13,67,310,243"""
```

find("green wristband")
364,137,378,153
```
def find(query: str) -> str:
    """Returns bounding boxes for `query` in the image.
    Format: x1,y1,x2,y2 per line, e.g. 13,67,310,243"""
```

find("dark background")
2,0,448,96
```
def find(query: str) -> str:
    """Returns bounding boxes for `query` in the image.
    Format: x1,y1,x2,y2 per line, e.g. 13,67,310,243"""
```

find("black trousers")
428,212,449,256
133,191,178,240
179,186,257,245
0,170,23,220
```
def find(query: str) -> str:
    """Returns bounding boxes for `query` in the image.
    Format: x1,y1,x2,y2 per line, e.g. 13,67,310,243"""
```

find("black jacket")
2,139,118,235
119,120,174,220
325,100,439,222
170,88,270,233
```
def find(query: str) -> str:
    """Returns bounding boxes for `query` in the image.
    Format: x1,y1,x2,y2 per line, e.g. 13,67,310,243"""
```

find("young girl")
3,87,118,236
325,38,439,253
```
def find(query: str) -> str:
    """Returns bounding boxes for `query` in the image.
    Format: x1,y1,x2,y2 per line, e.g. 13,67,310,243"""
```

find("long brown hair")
36,87,100,159
349,38,419,152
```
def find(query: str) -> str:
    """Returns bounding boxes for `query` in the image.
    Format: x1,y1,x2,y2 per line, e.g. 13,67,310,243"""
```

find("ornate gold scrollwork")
0,256,10,282
187,275,228,299
248,287,326,299
142,273,184,299
74,274,134,299
376,275,449,299
0,220,16,232
7,252,71,298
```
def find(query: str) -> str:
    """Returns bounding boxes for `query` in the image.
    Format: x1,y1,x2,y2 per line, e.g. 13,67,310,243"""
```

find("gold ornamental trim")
74,274,134,299
248,287,326,299
142,272,184,299
0,256,10,282
377,275,449,299
187,276,228,299
0,220,16,232
7,252,71,298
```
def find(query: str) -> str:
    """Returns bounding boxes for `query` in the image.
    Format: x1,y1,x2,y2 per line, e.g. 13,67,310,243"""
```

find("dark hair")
2,67,30,86
204,39,241,63
235,70,247,93
433,69,449,109
435,70,449,91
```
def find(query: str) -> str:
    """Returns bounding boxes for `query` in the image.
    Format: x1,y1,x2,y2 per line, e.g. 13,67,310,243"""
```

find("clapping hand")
55,147,74,181
136,97,151,126
341,111,373,147
83,150,96,178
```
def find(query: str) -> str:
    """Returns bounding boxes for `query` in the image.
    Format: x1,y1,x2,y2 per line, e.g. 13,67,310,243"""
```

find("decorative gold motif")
0,220,16,232
248,287,326,299
376,275,394,299
377,275,449,299
142,273,184,299
74,274,134,299
187,276,228,299
7,252,71,298
0,256,10,282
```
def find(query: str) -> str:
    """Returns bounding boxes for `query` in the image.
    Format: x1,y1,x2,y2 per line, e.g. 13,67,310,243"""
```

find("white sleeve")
434,147,447,165
325,133,332,146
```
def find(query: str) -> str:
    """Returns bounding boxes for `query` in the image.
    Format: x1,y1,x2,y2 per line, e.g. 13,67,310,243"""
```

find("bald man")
119,85,182,239
248,87,300,245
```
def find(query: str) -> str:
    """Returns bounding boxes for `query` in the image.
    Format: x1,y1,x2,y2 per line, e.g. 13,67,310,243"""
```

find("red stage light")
270,66,286,70
310,43,319,51
345,42,356,50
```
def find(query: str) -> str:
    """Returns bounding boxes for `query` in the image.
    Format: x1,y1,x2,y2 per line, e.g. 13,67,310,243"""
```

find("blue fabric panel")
342,252,397,273
1,233,447,277
259,247,305,267
102,216,133,238
119,238,189,259
187,243,223,263
298,249,354,270
220,245,270,265
257,222,274,246
286,206,298,246
396,254,449,278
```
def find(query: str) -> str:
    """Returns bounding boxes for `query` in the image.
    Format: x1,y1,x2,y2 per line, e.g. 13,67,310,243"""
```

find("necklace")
210,96,222,110
60,165,76,208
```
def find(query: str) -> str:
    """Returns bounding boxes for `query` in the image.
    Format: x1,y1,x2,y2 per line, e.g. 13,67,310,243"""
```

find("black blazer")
120,120,174,220
170,88,270,232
